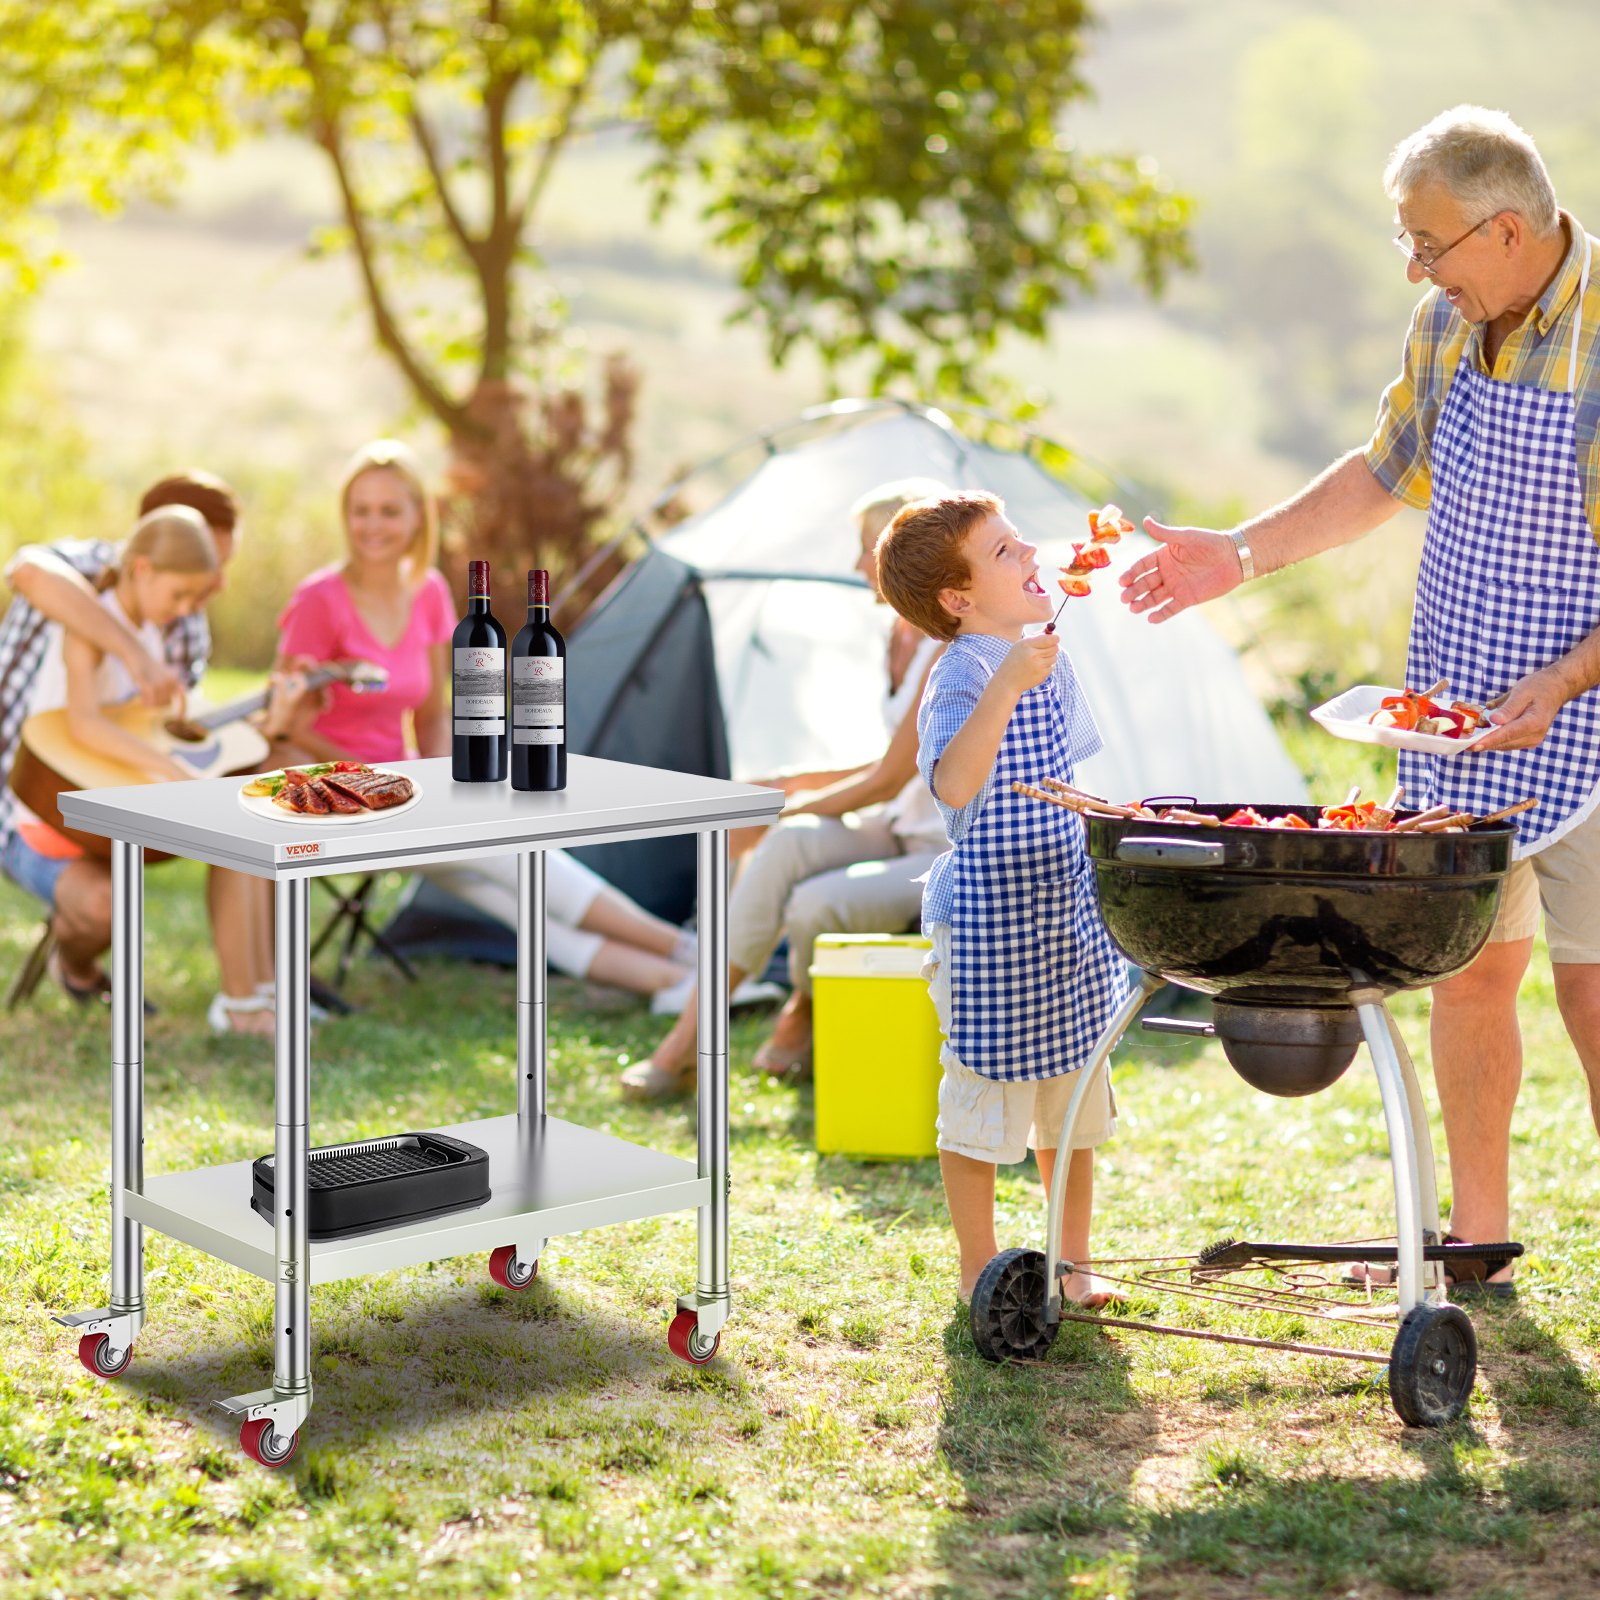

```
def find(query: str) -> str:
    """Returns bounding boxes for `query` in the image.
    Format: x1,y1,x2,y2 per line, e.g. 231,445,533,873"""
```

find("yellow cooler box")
811,933,942,1159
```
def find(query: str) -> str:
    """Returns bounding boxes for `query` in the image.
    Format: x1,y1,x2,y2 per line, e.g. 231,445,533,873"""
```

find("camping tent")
559,399,1306,924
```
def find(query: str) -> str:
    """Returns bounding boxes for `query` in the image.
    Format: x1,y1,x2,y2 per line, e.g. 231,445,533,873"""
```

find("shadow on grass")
934,1295,1149,1596
116,1273,752,1468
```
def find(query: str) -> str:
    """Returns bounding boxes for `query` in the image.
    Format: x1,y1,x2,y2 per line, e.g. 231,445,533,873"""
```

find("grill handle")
1113,837,1229,868
1140,1017,1216,1037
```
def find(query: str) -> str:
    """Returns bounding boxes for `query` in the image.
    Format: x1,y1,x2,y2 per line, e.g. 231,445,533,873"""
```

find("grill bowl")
1087,804,1515,1006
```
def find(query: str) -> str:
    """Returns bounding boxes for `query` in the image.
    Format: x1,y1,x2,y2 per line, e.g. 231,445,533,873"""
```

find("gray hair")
1384,106,1559,238
849,476,952,528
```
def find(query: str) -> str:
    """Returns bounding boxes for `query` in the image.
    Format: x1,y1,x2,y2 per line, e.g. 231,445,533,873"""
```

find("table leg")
676,829,730,1349
218,877,312,1457
504,851,547,1274
55,841,147,1370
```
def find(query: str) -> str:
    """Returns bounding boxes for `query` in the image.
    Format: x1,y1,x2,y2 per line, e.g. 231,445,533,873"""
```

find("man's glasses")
1392,214,1497,277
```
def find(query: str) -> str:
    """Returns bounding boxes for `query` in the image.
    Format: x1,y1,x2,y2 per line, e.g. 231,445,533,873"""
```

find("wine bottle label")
513,656,564,745
453,647,506,735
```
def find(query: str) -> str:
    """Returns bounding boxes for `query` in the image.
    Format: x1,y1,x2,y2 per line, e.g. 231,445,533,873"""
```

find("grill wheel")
971,1248,1058,1363
1388,1303,1477,1426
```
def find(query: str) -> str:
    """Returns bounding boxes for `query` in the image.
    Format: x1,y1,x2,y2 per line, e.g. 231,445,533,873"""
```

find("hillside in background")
9,0,1600,680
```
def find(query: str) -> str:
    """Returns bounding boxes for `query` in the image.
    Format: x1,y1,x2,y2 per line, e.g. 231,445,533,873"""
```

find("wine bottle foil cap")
468,559,491,593
529,569,550,605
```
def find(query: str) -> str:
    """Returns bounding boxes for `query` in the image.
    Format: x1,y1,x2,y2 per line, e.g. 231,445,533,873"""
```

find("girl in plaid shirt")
876,493,1128,1305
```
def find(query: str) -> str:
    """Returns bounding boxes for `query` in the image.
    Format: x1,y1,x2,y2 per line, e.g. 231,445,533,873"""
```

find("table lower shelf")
123,1113,707,1284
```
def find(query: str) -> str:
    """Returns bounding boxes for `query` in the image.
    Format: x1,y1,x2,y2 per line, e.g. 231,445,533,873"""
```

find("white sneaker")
649,974,786,1017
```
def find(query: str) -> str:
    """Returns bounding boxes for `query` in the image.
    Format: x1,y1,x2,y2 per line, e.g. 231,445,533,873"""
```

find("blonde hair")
338,438,438,583
113,505,219,584
874,492,1002,642
849,476,953,532
1385,106,1560,238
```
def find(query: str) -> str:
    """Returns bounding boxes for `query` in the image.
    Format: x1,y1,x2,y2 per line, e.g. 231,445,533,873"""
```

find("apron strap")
1568,233,1592,395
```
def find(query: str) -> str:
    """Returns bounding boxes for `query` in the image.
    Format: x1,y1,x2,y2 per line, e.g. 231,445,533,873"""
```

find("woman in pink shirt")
276,440,454,764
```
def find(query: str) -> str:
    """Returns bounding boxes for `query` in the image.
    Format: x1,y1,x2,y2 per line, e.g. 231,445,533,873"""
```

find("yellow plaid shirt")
1365,210,1600,540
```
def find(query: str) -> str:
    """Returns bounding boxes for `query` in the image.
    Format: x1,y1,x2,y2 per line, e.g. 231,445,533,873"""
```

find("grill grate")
253,1131,491,1239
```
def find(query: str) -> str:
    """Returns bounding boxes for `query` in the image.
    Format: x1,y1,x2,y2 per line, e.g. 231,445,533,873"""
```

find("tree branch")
511,65,595,241
318,115,469,434
406,97,482,269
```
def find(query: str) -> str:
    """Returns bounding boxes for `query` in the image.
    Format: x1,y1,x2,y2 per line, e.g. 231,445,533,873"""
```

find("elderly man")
1121,106,1600,1296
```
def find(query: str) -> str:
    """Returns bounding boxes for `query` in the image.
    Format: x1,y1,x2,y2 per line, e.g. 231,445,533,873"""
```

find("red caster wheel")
667,1309,721,1365
239,1417,299,1467
488,1245,537,1290
77,1333,132,1378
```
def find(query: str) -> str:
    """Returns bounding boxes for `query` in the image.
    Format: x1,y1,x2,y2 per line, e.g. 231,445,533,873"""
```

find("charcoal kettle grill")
970,802,1523,1427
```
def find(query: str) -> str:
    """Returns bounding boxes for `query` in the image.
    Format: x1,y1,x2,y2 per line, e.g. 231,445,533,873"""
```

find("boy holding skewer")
874,492,1130,1305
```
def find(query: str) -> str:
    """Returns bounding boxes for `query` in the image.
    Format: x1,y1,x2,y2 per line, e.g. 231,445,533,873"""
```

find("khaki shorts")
924,923,1116,1164
1489,800,1600,963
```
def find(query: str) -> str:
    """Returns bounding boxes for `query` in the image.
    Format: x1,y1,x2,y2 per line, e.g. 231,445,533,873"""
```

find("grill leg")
54,842,147,1361
1355,994,1438,1314
1045,972,1163,1321
677,830,730,1346
219,877,312,1449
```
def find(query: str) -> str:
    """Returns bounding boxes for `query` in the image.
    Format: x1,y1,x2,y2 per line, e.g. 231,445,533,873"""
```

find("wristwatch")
1229,527,1255,584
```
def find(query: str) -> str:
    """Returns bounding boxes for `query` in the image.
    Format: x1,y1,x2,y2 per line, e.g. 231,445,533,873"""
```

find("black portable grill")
252,1132,491,1240
969,801,1523,1427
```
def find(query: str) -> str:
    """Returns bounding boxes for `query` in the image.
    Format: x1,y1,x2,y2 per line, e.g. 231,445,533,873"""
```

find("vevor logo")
283,842,322,858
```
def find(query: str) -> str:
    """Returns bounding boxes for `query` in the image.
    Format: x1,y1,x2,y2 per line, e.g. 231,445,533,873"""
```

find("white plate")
1310,685,1495,757
237,765,423,825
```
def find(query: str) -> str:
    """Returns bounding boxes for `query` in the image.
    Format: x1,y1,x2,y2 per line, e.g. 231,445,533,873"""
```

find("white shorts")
924,923,1116,1164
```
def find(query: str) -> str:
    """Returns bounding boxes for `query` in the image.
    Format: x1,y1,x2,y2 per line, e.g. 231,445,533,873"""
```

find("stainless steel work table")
54,755,783,1465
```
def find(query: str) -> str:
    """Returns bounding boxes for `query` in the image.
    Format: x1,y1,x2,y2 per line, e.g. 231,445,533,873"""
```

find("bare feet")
1062,1270,1121,1311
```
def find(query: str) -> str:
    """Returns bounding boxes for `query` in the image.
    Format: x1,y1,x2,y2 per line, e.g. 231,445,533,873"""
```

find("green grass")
3,724,1599,1597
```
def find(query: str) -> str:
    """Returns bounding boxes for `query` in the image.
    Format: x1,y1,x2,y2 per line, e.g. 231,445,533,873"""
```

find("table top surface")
58,755,784,877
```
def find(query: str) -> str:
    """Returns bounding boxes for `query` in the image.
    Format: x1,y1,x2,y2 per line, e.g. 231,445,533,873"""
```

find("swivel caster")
239,1417,299,1467
488,1245,538,1290
667,1309,720,1365
77,1333,132,1378
970,1248,1059,1364
1389,1302,1476,1427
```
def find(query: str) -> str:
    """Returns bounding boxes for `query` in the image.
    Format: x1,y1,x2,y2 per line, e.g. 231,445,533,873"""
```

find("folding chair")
5,919,55,1012
310,873,419,992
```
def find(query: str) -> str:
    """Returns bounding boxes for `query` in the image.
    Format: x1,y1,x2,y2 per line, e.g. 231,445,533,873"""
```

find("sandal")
47,949,157,1016
1345,1233,1516,1298
207,992,276,1037
752,1037,812,1081
619,1059,696,1102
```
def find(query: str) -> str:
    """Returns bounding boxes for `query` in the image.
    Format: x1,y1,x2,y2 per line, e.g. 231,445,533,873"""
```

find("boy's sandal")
207,992,276,1037
619,1060,696,1102
47,948,157,1015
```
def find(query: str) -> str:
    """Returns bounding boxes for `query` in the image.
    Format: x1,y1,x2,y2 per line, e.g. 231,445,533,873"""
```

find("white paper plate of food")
238,763,422,824
1310,683,1497,756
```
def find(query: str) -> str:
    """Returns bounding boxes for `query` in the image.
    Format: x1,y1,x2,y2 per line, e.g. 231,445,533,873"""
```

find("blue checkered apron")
1400,237,1600,857
946,673,1130,1081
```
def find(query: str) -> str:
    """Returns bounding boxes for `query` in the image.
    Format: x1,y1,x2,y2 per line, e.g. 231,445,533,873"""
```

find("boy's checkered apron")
947,672,1128,1081
1402,237,1600,857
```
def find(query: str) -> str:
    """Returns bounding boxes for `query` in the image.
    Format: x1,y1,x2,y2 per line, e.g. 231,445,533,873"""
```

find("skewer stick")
1383,784,1405,811
1416,812,1473,833
1013,783,1141,819
1422,678,1448,700
1390,803,1452,833
1473,797,1539,826
1158,808,1222,826
1343,785,1362,806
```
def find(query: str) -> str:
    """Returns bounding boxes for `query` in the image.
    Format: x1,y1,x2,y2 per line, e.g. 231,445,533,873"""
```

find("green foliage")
0,1,1193,414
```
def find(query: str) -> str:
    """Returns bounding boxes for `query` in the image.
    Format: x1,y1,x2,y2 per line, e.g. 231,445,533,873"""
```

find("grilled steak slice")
320,771,415,810
314,778,364,814
273,771,330,814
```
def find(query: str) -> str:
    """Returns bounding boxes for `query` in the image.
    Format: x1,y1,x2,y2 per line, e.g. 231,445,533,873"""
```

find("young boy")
874,491,1129,1306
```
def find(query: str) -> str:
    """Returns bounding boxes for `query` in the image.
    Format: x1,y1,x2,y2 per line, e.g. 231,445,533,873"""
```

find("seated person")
4,505,304,1033
623,477,952,1099
0,471,307,1024
276,438,711,1000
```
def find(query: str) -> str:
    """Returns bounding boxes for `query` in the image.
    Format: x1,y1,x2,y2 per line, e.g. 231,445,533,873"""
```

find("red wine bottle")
511,568,566,791
451,559,507,782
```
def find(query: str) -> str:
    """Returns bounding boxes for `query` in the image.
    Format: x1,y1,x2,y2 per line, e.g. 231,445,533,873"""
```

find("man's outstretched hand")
1120,519,1245,623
